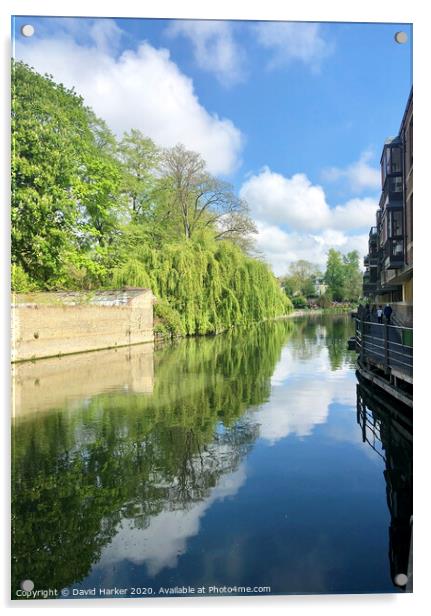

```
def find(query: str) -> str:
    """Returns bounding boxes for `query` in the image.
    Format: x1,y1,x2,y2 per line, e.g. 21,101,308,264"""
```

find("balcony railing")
364,254,379,267
355,319,413,381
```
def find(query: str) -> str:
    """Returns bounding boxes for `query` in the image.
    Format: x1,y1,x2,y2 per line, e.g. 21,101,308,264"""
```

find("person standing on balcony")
377,305,383,324
384,304,393,325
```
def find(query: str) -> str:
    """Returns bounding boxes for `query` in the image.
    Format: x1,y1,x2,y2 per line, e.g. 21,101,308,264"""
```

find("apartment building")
363,89,413,326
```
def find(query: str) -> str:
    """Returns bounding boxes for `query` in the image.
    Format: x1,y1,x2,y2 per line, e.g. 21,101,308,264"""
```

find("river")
11,315,412,598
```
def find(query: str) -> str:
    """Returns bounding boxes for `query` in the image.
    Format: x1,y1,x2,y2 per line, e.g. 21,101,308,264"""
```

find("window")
385,147,392,176
390,176,403,193
392,240,403,256
381,212,388,244
390,146,401,173
391,288,403,302
391,210,403,237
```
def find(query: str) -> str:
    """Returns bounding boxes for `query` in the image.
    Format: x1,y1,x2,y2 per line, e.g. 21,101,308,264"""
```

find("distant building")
314,278,328,297
363,89,413,326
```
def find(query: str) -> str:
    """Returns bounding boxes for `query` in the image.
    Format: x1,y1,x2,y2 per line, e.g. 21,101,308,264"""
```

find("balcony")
364,254,379,268
383,238,404,269
363,282,378,296
380,176,403,207
363,268,378,297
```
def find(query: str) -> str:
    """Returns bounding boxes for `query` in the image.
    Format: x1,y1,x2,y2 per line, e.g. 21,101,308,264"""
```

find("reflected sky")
12,315,408,597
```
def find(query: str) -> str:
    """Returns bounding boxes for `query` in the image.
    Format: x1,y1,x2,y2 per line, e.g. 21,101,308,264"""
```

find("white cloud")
166,20,245,86
254,22,333,70
322,150,381,192
240,169,330,231
255,339,357,444
240,167,377,232
253,221,369,276
15,21,242,175
97,464,246,576
330,197,379,229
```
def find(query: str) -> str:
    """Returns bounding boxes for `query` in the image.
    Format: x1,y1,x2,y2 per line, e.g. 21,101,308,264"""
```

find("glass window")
390,146,401,173
390,176,403,193
385,147,391,176
392,239,403,257
391,210,403,237
381,212,388,244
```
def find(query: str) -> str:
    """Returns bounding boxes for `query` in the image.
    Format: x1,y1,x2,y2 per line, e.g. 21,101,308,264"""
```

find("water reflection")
12,321,291,594
12,343,154,418
356,377,413,591
257,316,356,442
13,315,397,598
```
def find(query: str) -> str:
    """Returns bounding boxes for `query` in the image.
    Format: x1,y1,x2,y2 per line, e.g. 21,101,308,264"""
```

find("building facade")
363,90,413,326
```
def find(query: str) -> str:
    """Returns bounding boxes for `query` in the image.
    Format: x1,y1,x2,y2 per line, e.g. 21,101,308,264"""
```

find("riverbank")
288,306,356,318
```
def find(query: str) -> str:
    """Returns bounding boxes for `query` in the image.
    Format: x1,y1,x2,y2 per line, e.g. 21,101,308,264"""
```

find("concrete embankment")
12,288,154,362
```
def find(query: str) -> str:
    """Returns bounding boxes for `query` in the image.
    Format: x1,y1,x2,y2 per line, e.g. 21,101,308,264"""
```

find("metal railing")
355,319,413,379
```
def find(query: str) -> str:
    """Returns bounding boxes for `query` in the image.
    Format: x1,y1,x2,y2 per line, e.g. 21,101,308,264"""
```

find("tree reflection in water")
12,315,362,597
12,321,292,594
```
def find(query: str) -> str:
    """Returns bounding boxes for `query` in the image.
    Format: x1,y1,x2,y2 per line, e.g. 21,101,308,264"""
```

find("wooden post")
360,319,365,364
384,322,389,374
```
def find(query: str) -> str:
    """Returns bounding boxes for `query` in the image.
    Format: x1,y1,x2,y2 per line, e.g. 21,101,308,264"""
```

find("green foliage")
113,238,292,336
323,249,362,302
342,251,363,302
154,299,186,336
316,291,333,309
118,129,160,216
11,60,122,287
281,260,321,299
11,61,291,335
324,249,346,301
292,294,308,309
11,263,37,293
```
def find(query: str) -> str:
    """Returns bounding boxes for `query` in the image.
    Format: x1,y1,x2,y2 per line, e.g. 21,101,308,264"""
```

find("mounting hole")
21,579,34,592
394,31,408,44
21,24,35,37
394,573,408,586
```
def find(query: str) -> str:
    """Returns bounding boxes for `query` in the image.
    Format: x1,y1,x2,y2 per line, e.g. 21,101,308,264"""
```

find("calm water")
11,315,412,598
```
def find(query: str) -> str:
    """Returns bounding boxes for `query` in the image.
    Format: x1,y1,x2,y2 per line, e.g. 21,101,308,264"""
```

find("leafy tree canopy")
11,61,291,332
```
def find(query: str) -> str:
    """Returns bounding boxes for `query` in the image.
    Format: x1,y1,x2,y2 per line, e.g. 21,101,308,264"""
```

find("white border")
1,1,430,615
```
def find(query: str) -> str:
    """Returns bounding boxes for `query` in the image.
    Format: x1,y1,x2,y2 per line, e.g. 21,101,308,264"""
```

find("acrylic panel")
11,15,413,601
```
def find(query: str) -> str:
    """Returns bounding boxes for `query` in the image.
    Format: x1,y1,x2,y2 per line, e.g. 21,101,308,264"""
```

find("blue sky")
12,16,412,275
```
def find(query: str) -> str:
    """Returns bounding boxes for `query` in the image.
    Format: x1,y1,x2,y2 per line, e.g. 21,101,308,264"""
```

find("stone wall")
12,289,154,362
